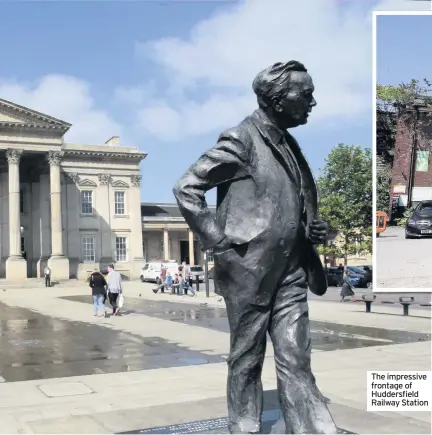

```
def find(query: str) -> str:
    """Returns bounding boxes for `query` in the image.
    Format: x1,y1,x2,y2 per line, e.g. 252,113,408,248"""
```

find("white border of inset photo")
373,10,432,293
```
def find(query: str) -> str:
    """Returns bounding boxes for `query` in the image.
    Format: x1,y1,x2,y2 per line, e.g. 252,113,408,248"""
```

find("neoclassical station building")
0,98,145,281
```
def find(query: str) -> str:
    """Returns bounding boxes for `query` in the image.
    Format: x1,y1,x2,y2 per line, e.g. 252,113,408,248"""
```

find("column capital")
6,149,23,165
98,173,112,185
131,175,142,187
66,172,79,184
47,150,64,166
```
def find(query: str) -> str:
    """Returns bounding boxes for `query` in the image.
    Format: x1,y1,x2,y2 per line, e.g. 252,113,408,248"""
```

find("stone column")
188,229,195,266
98,173,113,267
163,228,169,260
47,151,70,280
129,175,145,277
5,149,27,280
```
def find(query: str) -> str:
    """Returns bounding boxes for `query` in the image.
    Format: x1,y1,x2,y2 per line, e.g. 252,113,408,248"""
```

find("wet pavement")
0,301,223,383
62,296,431,352
1,296,429,384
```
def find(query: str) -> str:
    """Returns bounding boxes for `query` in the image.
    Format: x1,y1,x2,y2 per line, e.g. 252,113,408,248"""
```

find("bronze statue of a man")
173,61,337,434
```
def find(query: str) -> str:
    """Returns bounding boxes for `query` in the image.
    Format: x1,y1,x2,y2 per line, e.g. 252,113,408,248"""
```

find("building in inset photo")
375,12,432,289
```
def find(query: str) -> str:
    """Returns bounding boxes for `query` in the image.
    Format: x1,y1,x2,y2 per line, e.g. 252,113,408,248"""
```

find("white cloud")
0,75,123,145
112,82,157,106
134,0,430,141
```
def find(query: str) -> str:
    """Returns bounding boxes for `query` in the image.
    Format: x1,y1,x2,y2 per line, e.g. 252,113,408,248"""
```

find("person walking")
89,268,107,317
177,273,184,296
160,264,167,293
184,277,196,297
340,270,355,302
106,264,123,316
44,266,51,287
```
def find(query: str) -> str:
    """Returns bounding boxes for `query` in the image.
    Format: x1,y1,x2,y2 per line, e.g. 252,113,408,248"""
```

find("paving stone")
28,415,108,434
38,382,94,398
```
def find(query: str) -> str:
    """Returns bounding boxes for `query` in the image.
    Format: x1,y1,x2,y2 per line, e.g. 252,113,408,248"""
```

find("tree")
376,79,432,160
317,144,372,268
376,155,391,213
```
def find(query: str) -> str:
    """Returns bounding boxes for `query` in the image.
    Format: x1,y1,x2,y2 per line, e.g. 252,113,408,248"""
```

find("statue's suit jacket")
173,109,327,306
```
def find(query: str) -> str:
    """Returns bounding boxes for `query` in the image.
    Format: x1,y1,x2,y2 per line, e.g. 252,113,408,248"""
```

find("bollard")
399,296,414,316
196,275,200,292
362,294,376,313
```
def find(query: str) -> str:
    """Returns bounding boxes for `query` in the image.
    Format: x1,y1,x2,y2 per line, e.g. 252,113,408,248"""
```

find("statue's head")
252,61,316,129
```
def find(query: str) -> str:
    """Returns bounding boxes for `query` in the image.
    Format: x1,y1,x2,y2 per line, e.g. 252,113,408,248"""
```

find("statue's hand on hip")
308,219,328,245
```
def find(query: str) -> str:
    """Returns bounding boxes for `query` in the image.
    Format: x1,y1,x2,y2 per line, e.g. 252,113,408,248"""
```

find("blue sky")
377,13,432,86
1,0,430,204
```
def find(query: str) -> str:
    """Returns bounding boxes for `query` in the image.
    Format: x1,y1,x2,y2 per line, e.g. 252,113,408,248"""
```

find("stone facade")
0,98,146,281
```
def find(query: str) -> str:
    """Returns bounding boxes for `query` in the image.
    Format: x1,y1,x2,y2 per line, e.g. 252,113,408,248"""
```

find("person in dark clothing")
89,268,107,317
340,270,355,302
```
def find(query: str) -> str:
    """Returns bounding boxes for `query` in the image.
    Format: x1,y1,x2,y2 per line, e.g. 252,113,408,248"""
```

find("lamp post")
204,251,210,298
407,99,426,208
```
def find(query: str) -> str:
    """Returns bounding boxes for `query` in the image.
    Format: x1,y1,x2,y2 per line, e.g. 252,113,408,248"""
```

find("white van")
140,260,179,283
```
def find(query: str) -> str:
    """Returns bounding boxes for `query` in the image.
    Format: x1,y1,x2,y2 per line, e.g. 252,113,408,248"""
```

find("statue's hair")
252,61,307,109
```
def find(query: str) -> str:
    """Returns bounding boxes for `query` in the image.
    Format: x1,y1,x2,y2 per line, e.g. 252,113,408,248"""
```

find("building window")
82,236,95,262
114,191,125,215
21,236,25,253
207,249,214,263
115,236,127,262
81,191,93,214
20,189,24,213
160,239,164,258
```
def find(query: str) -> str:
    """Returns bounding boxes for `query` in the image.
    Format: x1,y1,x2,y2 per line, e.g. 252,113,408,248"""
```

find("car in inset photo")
405,201,432,239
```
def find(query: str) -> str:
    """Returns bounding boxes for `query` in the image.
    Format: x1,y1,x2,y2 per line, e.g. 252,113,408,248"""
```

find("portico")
1,148,69,279
0,98,146,281
141,203,215,266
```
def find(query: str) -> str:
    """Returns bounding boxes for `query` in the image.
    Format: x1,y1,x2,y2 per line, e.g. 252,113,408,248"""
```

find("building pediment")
0,98,71,135
112,180,129,188
78,178,97,187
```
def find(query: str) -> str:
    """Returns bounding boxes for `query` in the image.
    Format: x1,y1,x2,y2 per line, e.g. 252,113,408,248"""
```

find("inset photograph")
376,11,432,294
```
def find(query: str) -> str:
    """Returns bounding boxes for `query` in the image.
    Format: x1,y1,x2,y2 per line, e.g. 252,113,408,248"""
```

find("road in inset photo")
376,226,432,288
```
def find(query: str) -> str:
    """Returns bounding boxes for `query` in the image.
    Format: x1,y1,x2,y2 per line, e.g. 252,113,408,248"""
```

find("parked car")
140,260,179,284
347,266,370,288
326,267,344,287
189,265,205,282
356,265,373,289
405,201,432,238
325,266,363,288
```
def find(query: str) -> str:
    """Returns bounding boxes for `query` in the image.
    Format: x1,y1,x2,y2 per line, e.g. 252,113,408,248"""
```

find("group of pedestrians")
89,264,123,317
153,261,196,297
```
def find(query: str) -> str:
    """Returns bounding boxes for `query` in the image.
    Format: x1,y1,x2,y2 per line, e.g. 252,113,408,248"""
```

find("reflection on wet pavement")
62,296,431,352
0,301,223,383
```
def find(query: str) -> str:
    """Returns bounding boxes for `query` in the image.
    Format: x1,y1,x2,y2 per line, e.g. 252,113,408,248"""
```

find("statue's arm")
173,136,249,251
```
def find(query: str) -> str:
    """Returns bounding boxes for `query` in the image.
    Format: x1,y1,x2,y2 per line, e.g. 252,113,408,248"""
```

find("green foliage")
395,207,414,227
376,79,432,160
377,79,431,108
317,144,372,264
376,157,391,213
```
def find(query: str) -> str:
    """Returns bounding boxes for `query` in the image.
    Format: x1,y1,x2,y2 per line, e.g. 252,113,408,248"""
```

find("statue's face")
273,71,316,128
